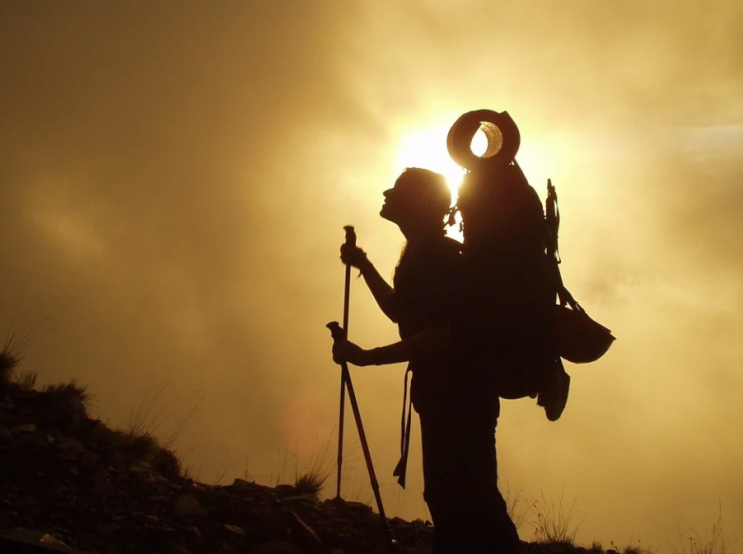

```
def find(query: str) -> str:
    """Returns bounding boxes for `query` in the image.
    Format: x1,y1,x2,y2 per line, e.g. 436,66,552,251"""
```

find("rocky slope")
0,379,599,554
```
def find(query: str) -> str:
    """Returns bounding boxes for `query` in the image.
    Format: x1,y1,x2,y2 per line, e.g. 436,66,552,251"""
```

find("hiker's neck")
398,221,443,245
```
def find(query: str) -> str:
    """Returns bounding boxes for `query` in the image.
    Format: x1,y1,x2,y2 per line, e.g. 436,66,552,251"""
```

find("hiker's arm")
333,324,450,367
340,245,397,322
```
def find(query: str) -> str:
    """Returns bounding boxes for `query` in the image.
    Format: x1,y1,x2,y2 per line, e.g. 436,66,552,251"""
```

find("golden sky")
1,1,742,549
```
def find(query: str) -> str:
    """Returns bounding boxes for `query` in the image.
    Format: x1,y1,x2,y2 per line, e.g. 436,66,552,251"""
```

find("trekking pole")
336,225,355,501
327,321,393,552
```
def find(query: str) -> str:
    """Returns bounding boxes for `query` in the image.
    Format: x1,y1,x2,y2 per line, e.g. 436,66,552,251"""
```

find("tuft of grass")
98,427,185,479
43,378,93,412
292,435,333,498
13,369,38,391
0,307,48,385
294,467,329,497
588,541,604,553
532,491,584,545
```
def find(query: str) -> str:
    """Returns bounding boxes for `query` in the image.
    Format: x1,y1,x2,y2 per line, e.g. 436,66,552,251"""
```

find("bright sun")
394,123,490,204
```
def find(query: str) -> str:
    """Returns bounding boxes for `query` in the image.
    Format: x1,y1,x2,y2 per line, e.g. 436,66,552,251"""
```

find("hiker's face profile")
380,174,419,225
380,169,451,229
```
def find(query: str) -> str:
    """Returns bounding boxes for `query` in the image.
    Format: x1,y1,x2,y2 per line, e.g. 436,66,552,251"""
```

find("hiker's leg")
450,403,521,553
419,411,460,554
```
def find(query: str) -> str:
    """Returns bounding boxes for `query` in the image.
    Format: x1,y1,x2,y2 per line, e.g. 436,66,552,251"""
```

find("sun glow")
395,125,493,202
394,124,494,242
394,124,465,203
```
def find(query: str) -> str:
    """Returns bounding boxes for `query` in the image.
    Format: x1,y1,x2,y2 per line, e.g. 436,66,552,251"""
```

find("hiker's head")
381,168,451,231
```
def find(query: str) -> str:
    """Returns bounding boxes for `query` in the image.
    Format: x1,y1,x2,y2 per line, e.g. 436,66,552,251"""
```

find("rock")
80,451,100,472
173,494,207,518
0,382,441,554
286,509,322,554
18,432,49,447
223,523,244,536
275,484,295,496
55,435,88,459
104,450,127,473
91,469,114,495
100,524,121,535
253,541,303,554
281,494,320,508
39,532,70,548
165,539,194,554
12,423,37,434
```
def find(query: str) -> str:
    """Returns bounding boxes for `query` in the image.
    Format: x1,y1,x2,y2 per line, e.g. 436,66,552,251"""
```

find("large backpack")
447,109,615,420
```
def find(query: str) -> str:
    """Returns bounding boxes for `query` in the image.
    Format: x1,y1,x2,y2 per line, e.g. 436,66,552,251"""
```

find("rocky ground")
0,378,602,554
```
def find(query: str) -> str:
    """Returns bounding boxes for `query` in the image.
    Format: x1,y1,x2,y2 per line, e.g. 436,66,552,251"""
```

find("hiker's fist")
332,340,372,367
340,244,371,271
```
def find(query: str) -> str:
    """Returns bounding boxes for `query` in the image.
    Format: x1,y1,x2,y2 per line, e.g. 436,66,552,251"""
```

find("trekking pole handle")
327,321,347,342
343,225,357,248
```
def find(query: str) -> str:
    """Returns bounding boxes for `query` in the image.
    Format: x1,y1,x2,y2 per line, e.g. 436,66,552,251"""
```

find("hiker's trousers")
419,402,521,554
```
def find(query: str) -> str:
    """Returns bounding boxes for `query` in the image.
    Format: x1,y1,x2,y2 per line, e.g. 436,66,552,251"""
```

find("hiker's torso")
392,233,472,413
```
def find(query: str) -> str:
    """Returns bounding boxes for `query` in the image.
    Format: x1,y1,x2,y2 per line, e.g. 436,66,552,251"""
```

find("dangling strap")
546,178,561,264
546,179,582,312
392,367,413,488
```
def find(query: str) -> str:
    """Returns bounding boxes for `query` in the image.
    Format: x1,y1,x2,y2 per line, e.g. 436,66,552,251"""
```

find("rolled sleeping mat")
447,109,521,171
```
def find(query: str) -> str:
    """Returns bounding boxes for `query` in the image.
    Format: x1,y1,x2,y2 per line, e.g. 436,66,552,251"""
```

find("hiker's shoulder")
423,234,463,256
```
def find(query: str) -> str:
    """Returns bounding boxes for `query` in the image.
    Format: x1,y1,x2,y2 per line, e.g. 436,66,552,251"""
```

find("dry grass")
503,482,536,531
126,368,204,451
532,491,584,545
292,435,333,497
44,379,93,409
295,467,329,497
13,368,38,391
676,504,726,554
89,426,184,479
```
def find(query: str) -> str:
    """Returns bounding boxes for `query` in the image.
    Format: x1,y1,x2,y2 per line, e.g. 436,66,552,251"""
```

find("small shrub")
123,431,159,459
151,447,183,480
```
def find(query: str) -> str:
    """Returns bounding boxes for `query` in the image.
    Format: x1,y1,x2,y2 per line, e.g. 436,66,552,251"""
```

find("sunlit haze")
1,2,742,550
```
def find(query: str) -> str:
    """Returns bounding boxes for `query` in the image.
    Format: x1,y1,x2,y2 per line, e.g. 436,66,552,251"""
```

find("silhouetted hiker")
332,167,521,554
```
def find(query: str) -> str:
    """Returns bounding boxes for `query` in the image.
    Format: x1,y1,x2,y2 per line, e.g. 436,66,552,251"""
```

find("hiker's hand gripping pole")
336,225,355,502
327,321,392,551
